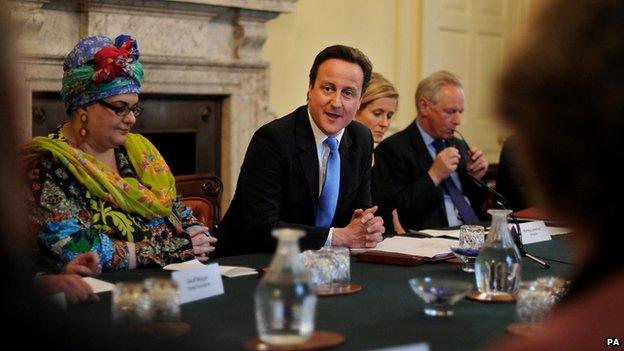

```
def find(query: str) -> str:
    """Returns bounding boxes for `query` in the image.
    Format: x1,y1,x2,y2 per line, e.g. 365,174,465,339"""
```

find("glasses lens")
99,100,142,117
132,106,143,117
114,105,142,117
115,107,130,116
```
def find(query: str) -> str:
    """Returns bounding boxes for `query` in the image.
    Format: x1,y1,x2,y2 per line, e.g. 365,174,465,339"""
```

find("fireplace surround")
11,0,296,209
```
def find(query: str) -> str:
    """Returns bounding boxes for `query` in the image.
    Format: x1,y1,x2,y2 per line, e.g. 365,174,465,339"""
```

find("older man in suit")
372,71,489,231
218,45,384,255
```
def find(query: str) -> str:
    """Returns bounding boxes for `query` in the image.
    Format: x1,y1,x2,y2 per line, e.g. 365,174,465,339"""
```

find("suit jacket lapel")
295,109,320,213
336,127,354,219
408,121,433,170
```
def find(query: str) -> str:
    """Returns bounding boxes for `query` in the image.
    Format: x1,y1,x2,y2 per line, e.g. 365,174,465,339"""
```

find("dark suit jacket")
371,121,487,230
217,105,374,256
496,135,529,211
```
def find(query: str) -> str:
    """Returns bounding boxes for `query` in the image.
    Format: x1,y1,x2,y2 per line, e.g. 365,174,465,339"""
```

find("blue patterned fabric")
38,218,114,270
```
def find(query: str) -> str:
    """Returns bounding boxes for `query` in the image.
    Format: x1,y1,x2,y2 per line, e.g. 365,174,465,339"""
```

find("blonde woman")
356,72,398,145
358,73,405,234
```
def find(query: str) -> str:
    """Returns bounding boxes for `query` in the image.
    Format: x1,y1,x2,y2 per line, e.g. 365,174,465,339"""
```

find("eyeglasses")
97,100,144,117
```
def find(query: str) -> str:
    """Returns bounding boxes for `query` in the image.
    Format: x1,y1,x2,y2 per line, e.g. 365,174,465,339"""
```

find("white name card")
171,262,224,304
519,221,552,245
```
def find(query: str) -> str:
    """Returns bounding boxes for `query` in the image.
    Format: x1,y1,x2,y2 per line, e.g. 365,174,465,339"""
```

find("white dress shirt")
308,109,345,246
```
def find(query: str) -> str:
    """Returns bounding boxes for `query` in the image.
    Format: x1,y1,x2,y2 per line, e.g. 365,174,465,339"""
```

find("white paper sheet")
547,226,572,236
83,277,115,293
164,259,257,277
415,224,571,239
163,258,205,271
416,229,461,239
219,265,258,278
365,236,456,258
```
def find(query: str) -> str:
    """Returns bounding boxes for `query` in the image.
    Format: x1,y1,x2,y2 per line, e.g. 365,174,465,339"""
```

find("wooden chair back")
175,173,223,231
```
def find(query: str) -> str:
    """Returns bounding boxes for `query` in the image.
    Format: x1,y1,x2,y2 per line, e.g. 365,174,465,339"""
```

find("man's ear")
418,97,429,115
306,83,313,102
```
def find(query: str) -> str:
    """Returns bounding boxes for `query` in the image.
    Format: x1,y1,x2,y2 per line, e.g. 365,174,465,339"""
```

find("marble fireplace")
11,0,296,209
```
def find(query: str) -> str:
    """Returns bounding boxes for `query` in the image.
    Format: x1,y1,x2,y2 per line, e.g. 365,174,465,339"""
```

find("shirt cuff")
324,227,334,247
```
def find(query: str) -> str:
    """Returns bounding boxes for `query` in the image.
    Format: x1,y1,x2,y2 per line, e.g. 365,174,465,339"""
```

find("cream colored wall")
262,0,422,133
263,0,536,162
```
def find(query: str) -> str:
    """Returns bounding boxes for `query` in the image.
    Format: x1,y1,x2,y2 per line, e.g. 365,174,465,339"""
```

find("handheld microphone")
450,131,510,208
450,130,550,269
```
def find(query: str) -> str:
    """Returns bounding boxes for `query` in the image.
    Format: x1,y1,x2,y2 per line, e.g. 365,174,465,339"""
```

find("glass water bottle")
475,209,522,297
255,228,317,345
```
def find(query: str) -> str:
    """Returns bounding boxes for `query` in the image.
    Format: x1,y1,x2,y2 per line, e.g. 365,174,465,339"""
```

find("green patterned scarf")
25,133,176,219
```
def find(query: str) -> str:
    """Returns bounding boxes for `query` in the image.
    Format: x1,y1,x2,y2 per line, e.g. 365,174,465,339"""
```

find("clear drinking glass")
450,225,485,272
535,276,570,302
143,278,180,324
327,246,350,288
300,247,351,294
112,282,151,328
408,277,473,317
516,280,556,323
301,249,333,293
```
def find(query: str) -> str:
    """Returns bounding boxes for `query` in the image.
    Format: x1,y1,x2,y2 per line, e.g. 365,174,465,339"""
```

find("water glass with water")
535,276,570,302
112,282,151,328
301,247,351,293
327,246,350,288
516,280,556,323
452,225,485,272
143,278,180,324
301,249,333,292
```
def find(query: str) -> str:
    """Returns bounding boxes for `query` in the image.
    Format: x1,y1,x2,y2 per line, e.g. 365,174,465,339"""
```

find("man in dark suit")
372,71,489,231
218,45,385,256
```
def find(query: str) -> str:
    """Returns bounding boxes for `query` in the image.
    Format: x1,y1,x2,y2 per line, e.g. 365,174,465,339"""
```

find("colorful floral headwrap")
61,35,144,113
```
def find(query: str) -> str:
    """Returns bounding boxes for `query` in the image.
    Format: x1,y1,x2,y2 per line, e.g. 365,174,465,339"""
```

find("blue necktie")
315,137,340,227
432,139,480,225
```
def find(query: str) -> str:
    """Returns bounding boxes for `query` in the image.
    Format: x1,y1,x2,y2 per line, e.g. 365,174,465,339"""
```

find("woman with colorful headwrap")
24,35,216,272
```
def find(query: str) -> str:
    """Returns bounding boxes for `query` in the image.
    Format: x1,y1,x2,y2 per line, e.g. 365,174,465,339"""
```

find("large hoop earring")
79,114,88,137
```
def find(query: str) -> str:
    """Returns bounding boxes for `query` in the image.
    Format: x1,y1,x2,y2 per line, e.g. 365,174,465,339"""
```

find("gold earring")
79,114,88,137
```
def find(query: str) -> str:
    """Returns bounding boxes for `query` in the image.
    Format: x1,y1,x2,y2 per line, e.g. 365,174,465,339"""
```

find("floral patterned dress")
26,128,197,271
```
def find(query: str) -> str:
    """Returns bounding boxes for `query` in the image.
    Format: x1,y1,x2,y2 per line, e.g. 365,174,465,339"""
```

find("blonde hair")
359,72,399,112
415,70,463,115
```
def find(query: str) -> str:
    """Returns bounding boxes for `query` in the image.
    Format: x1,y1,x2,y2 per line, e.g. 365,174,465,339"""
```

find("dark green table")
70,235,575,350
